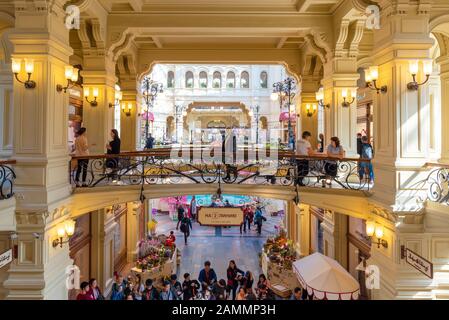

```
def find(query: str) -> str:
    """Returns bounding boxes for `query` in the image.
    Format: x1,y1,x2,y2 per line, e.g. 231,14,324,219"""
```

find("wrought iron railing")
0,160,16,200
70,148,372,191
419,163,449,205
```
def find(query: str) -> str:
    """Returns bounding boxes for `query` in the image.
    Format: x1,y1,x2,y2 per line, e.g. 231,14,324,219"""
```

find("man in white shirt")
296,131,319,186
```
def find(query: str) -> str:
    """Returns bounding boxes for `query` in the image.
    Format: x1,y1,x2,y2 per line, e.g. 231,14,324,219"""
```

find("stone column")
438,56,449,164
322,211,348,268
81,57,117,155
322,60,359,157
300,79,320,147
4,0,73,300
126,202,139,262
120,79,138,152
0,61,13,158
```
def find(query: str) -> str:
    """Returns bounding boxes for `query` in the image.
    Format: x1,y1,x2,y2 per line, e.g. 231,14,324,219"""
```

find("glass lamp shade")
351,89,357,98
64,220,76,237
11,58,22,74
341,89,348,98
423,60,433,76
271,92,279,101
24,59,34,74
92,87,99,98
409,60,419,75
312,104,317,111
57,226,66,238
369,66,379,81
83,87,90,97
65,66,74,80
366,220,375,237
306,104,311,111
364,69,372,82
71,68,79,82
375,226,384,239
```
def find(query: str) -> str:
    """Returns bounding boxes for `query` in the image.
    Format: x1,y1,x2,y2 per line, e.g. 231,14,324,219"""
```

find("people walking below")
254,206,266,235
160,280,178,300
190,196,197,222
180,214,192,245
356,133,363,157
198,261,218,288
240,205,251,234
358,136,374,183
226,260,245,300
324,136,345,185
176,204,185,230
145,133,155,150
296,131,323,186
88,278,104,300
74,127,89,187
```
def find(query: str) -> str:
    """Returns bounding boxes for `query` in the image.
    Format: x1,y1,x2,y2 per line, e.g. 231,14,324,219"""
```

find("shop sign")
0,249,13,270
198,207,244,226
403,247,433,279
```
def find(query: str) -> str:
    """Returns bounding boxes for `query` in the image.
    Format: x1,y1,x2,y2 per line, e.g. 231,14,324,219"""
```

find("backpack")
180,221,187,233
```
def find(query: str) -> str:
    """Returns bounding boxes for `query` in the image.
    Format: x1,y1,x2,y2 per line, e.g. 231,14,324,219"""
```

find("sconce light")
305,104,317,117
366,220,388,249
407,60,432,91
109,84,123,108
122,102,133,117
11,58,36,89
84,87,99,107
364,66,387,94
341,88,356,108
56,66,79,93
52,220,76,248
315,87,330,109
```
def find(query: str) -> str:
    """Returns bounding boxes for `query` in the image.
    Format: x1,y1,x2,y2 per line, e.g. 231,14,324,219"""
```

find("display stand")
131,247,177,287
261,251,300,298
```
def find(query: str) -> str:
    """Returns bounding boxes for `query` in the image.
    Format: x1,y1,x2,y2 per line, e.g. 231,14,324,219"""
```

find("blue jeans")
359,163,374,181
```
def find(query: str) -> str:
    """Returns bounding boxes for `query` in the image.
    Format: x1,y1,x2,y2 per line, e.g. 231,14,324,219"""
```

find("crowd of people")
77,260,308,301
296,131,374,186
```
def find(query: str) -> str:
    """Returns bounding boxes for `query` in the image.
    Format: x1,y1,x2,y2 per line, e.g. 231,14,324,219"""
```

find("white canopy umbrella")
293,252,360,300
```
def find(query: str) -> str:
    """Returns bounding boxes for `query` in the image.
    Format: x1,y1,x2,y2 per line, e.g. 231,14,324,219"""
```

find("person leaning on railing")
324,137,345,186
74,127,89,187
295,131,326,186
358,136,374,184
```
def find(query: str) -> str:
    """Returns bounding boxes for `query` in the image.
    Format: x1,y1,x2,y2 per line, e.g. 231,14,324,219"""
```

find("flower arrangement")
263,227,296,270
136,236,175,272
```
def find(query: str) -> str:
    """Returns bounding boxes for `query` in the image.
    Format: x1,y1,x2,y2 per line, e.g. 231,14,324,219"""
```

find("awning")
279,112,297,122
141,112,154,121
293,252,360,300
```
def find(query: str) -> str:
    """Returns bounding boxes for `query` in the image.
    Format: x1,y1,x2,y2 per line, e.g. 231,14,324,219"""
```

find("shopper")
198,261,217,287
176,204,185,230
296,131,322,186
254,206,266,235
325,137,345,184
106,129,121,180
291,287,302,300
110,274,126,300
236,287,247,300
77,281,94,300
257,284,275,300
74,127,89,187
160,280,178,300
88,278,104,300
212,279,228,300
256,274,271,291
142,279,159,300
133,274,145,301
180,214,192,245
170,274,183,299
226,260,245,300
356,133,363,157
145,133,155,150
182,273,200,300
244,271,254,291
190,196,197,221
359,136,374,183
124,288,134,300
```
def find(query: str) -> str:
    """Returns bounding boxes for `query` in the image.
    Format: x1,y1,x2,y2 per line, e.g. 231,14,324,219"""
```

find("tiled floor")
153,213,283,281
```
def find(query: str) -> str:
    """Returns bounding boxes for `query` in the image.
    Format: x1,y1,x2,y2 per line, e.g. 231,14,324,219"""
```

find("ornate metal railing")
70,148,372,192
0,160,16,200
419,163,449,205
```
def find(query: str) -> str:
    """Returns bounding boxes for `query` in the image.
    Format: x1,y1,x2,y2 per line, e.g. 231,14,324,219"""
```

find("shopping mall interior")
0,0,449,301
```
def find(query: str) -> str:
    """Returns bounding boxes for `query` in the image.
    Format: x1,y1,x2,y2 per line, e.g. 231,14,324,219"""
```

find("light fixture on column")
109,84,123,108
122,102,133,117
56,66,79,93
305,104,317,117
315,87,330,109
11,58,36,89
84,87,99,107
407,60,432,91
52,220,76,248
364,66,387,94
366,220,388,249
341,88,356,108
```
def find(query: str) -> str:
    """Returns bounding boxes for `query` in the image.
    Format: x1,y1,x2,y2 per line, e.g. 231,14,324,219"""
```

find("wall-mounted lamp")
109,84,123,108
122,102,133,117
366,220,388,249
315,87,330,109
364,66,387,94
56,66,79,93
341,88,356,108
52,220,76,248
84,87,99,107
407,60,432,91
305,104,317,117
11,58,36,89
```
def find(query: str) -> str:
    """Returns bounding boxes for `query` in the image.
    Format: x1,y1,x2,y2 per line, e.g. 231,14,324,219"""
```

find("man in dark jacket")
142,279,159,300
182,273,200,300
198,261,217,287
145,134,155,150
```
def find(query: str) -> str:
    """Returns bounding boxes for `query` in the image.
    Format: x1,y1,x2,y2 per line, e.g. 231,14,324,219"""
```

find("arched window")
213,71,222,88
185,71,194,88
199,71,208,88
241,71,249,88
260,71,268,88
226,71,235,88
167,71,175,88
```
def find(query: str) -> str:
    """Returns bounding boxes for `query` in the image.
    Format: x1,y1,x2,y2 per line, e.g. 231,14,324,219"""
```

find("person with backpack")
176,204,185,230
180,214,192,245
254,206,266,235
358,136,374,184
